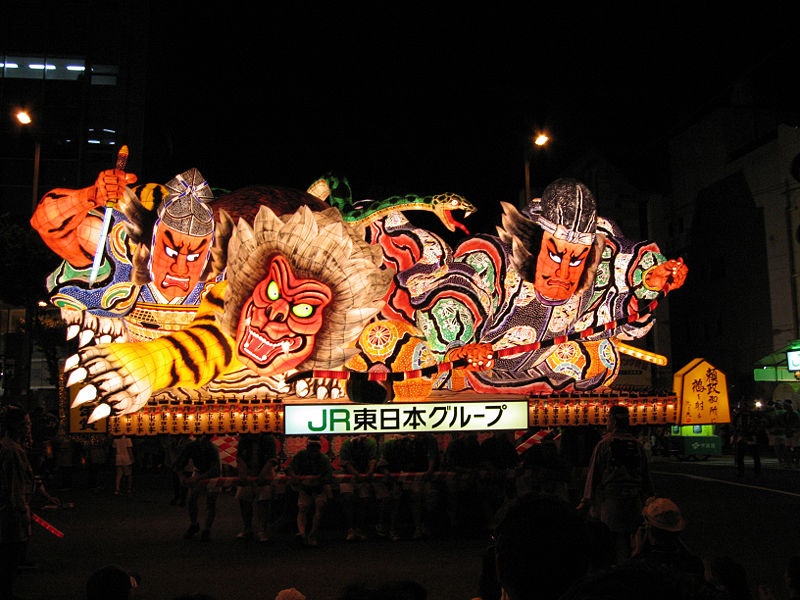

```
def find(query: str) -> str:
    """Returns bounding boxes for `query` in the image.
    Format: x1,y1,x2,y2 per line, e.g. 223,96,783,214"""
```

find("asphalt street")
16,465,490,600
14,453,800,600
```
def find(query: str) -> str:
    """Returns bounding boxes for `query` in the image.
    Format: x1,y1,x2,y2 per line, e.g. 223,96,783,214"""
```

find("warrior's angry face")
150,223,212,301
534,233,591,302
236,254,333,375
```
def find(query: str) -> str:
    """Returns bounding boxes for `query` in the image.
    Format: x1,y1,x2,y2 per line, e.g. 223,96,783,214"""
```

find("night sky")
142,4,794,236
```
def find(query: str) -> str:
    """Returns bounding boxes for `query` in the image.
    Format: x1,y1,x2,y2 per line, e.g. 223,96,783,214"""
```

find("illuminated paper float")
39,170,689,434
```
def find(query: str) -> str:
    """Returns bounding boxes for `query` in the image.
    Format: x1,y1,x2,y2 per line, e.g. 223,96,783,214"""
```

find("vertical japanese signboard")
674,358,731,425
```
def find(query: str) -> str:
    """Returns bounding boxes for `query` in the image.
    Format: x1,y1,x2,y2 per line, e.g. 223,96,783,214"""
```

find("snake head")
431,193,476,235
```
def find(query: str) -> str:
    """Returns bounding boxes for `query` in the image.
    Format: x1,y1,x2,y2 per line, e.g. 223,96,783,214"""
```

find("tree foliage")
0,212,68,395
0,212,59,306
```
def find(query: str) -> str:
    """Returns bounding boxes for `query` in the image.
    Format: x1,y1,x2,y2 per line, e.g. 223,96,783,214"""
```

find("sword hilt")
106,145,129,209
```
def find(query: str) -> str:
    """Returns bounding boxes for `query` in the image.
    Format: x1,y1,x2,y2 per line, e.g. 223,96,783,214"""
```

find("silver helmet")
158,168,214,237
528,178,597,245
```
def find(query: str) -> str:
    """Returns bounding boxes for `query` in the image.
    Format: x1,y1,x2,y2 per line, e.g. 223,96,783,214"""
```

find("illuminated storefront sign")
284,400,529,435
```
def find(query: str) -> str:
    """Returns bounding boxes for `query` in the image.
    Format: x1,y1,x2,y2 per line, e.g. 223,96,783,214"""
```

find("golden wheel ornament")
554,342,578,362
360,320,400,359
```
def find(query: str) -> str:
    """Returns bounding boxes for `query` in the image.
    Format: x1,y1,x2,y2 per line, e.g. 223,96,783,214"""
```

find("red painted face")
236,254,333,375
150,224,212,301
533,233,591,302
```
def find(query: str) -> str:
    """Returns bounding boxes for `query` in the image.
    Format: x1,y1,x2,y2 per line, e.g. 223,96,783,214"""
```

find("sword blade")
88,145,129,287
88,207,114,286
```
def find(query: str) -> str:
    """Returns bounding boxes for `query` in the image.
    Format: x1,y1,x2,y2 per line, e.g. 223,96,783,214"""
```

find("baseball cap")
642,497,685,532
307,435,322,445
86,564,140,600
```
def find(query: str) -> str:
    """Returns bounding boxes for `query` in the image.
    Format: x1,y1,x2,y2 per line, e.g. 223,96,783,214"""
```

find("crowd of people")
164,430,529,546
15,421,554,545
76,487,800,600
83,563,428,600
5,401,800,599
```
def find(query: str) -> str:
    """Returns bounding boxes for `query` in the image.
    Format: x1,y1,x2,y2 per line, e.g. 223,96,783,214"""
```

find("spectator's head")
703,555,752,600
785,399,794,410
641,496,685,533
638,496,687,548
86,565,140,600
275,588,307,600
1,404,31,445
307,435,322,452
608,405,630,431
493,493,594,600
373,580,427,599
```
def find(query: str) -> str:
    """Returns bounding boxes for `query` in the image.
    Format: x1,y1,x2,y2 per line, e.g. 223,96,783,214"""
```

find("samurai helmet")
158,168,214,237
528,178,597,245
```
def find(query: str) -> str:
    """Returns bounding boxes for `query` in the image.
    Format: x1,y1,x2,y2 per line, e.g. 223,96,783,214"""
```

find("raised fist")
94,168,138,207
644,258,688,294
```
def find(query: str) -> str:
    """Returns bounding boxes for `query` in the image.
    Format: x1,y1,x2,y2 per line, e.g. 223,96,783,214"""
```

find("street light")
524,132,550,204
15,109,41,215
11,109,42,404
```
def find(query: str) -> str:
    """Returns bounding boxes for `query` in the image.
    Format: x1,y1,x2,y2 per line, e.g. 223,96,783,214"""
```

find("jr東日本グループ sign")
283,400,529,435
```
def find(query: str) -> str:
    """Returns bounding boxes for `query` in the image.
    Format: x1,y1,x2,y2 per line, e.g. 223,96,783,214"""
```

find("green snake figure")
306,172,475,235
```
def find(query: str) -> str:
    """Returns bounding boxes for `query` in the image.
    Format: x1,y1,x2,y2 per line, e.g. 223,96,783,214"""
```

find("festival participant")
578,405,655,565
375,433,439,541
112,433,134,495
782,400,800,467
628,496,705,586
731,399,765,478
234,433,277,542
491,492,596,600
338,433,378,542
163,434,191,506
173,434,221,542
0,405,34,600
763,401,786,466
371,177,688,395
443,432,482,534
477,431,520,529
286,436,333,547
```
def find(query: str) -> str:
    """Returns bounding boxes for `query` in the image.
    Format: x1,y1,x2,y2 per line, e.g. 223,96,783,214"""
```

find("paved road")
639,453,800,600
17,467,490,600
15,453,800,600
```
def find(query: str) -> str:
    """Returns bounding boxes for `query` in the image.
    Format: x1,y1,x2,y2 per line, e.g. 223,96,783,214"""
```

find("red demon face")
235,254,333,375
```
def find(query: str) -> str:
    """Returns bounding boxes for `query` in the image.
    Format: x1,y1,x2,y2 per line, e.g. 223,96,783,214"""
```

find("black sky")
142,4,795,235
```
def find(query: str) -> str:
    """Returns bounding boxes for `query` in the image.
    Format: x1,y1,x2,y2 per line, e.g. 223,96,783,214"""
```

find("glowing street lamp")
15,109,41,215
15,110,32,125
524,132,550,203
